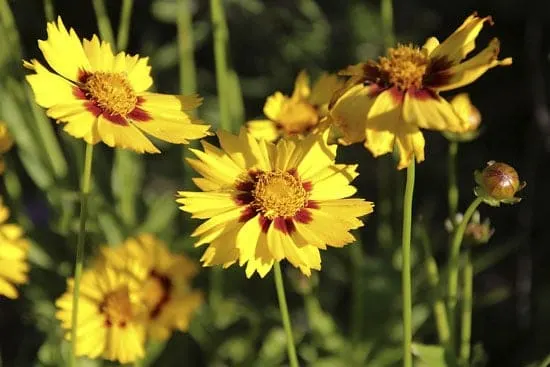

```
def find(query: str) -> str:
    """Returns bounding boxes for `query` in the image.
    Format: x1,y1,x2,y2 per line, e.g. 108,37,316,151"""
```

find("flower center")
100,286,133,327
143,270,172,319
253,171,308,219
276,100,319,135
378,44,428,91
84,72,137,115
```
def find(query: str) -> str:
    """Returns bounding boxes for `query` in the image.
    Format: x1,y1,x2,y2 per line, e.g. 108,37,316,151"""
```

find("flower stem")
459,250,473,366
448,142,459,221
116,0,134,51
43,0,55,21
210,0,232,132
447,196,483,346
350,242,365,344
380,0,395,47
177,0,197,97
274,262,299,367
91,0,115,45
70,143,94,367
401,159,415,367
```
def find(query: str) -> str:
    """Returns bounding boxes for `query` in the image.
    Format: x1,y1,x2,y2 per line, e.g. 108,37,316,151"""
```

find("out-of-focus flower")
25,17,210,153
176,129,374,278
0,123,14,174
0,198,29,299
55,263,146,363
474,161,526,206
247,71,343,141
445,211,494,246
101,234,203,340
329,13,512,169
443,93,482,142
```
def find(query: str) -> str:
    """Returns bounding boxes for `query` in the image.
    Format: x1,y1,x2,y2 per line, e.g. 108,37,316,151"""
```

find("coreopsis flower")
445,211,494,246
55,263,146,363
176,128,374,278
443,93,482,142
0,123,14,174
0,198,30,299
100,234,203,340
330,13,512,169
474,161,525,206
247,71,343,141
24,17,210,153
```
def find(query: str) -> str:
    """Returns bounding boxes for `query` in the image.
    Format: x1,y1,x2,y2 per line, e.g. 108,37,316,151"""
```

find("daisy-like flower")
24,17,210,153
0,122,14,174
55,263,146,363
101,234,203,340
0,198,30,299
176,128,374,278
329,13,512,169
247,71,343,141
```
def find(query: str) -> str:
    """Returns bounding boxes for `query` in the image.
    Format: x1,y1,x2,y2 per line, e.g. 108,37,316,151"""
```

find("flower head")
100,234,203,340
0,123,14,174
247,71,343,141
445,211,494,246
330,13,512,169
25,17,210,153
55,263,146,363
443,93,482,142
176,129,374,278
474,161,525,206
0,198,30,299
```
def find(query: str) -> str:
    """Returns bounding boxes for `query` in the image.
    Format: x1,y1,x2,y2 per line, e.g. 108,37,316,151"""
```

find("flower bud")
474,161,526,206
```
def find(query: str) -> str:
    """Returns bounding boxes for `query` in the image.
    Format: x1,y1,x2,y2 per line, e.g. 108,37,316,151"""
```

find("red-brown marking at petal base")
407,87,438,101
236,180,255,192
259,215,272,233
239,206,256,223
367,84,386,98
306,200,319,209
273,217,296,235
77,69,89,84
72,86,87,100
294,208,313,224
423,57,454,88
149,270,173,320
128,106,151,122
119,321,127,328
388,86,405,104
84,101,102,117
102,111,129,126
302,181,312,192
105,319,113,328
235,192,254,206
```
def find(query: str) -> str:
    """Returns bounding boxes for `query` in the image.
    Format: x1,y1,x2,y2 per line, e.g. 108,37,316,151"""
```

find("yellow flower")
330,13,512,169
443,93,482,142
176,129,374,278
100,234,203,341
0,122,14,174
247,71,343,141
24,17,210,153
0,198,29,299
55,263,146,363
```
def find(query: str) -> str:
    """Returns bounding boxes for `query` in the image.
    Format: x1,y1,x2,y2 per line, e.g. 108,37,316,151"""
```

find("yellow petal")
200,226,240,267
291,70,311,100
436,38,512,92
402,90,465,132
60,110,101,145
125,55,153,92
38,17,91,81
236,215,262,264
363,88,401,157
309,73,344,108
82,35,115,72
430,13,493,65
395,127,426,169
96,115,159,153
329,84,378,145
176,191,238,219
218,128,256,169
246,119,280,142
25,59,78,108
450,93,481,130
263,92,286,121
422,37,440,56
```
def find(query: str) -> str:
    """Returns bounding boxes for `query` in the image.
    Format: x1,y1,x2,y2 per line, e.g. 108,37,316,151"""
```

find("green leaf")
412,343,447,367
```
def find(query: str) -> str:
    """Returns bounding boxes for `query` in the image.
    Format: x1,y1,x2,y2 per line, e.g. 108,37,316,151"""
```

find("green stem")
274,262,299,367
539,352,550,367
43,0,55,21
70,143,94,367
419,226,450,345
210,0,232,132
447,196,483,348
401,160,415,367
448,142,459,221
177,0,197,97
91,0,115,45
380,0,395,47
350,242,365,344
459,250,473,366
116,0,134,51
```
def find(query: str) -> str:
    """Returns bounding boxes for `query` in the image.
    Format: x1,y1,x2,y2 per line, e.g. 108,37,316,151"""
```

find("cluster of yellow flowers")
56,234,202,363
0,11,513,364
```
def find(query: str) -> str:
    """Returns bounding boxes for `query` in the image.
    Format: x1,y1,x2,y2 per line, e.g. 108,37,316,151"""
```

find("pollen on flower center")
84,72,137,115
100,286,133,327
378,44,428,90
253,171,308,219
277,100,319,135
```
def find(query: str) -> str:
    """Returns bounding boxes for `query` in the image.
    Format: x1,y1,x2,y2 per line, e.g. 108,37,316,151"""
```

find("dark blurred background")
2,0,550,366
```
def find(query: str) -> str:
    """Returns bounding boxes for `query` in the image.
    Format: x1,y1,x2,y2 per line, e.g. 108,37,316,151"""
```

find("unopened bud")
474,161,526,206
